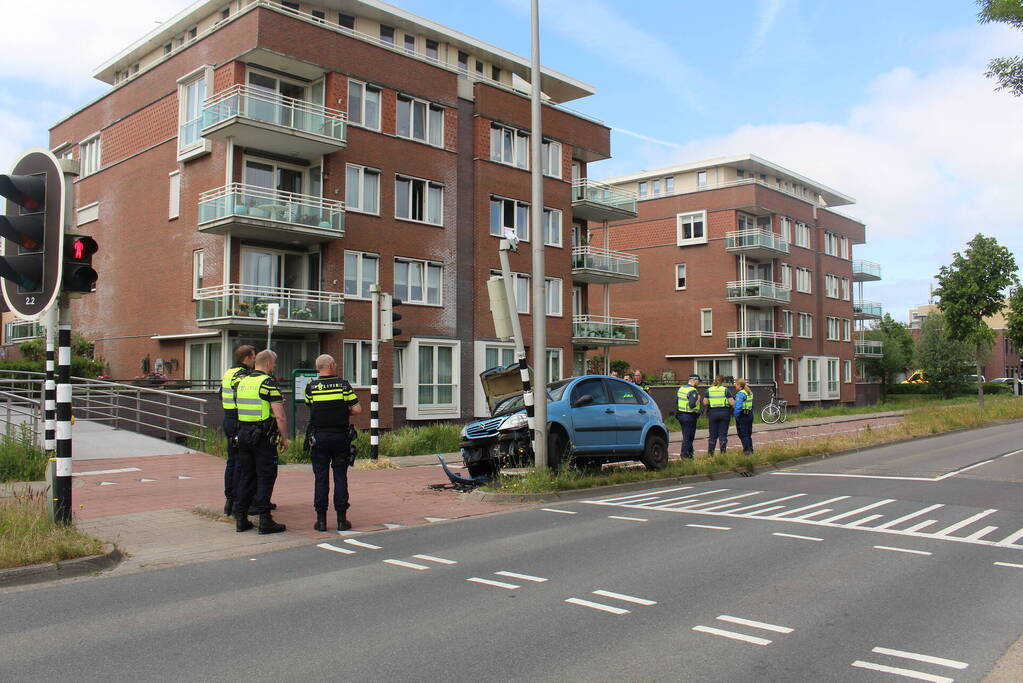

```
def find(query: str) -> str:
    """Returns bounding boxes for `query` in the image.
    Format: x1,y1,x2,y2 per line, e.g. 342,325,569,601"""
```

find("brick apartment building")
584,155,882,408
15,0,634,427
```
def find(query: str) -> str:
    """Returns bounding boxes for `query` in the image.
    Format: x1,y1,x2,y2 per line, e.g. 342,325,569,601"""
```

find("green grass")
0,423,48,483
0,488,104,569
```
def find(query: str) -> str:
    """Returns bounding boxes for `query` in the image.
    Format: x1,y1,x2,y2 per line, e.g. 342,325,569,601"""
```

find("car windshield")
492,378,573,415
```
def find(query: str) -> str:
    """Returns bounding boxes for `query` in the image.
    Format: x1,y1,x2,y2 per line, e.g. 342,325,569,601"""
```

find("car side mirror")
572,394,594,408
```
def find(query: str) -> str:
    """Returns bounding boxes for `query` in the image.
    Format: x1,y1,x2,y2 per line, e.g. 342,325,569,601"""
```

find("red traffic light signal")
63,234,98,293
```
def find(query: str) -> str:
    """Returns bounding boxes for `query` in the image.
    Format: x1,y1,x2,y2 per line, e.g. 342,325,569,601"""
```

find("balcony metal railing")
572,179,638,214
855,340,884,357
725,228,790,254
4,321,42,343
852,260,882,279
854,300,883,318
572,315,640,343
198,183,345,233
725,279,791,304
201,84,347,142
571,246,639,278
196,284,343,325
727,331,793,352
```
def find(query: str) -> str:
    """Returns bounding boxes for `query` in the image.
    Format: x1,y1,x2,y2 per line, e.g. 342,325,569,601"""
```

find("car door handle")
638,409,647,414
605,408,615,414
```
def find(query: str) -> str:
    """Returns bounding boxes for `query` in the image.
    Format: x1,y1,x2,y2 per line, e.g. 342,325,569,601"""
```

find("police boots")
337,512,352,532
314,511,327,532
258,513,286,535
235,512,253,533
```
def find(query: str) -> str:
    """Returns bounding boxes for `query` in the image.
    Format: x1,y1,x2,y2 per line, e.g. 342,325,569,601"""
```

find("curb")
0,544,122,589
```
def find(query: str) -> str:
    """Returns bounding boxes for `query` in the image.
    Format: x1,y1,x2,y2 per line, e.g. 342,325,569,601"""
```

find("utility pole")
529,0,547,469
370,284,380,460
497,237,536,457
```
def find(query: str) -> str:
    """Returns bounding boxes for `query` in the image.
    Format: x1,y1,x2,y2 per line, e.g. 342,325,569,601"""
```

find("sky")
1,0,1021,323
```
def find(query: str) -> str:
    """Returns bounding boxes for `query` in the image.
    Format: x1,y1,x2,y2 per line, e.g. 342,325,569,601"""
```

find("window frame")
700,308,713,336
397,94,444,147
168,171,181,220
343,340,373,387
176,65,212,158
783,357,795,384
79,134,101,177
795,267,812,294
344,250,380,300
843,359,852,384
843,318,852,341
782,310,794,336
675,263,687,291
826,316,840,341
416,341,458,411
825,273,840,299
490,123,530,170
798,312,814,339
542,207,562,247
490,269,530,314
489,195,529,242
545,277,563,317
395,174,444,226
541,140,562,178
393,346,405,406
395,257,443,306
794,222,810,249
345,163,381,215
347,79,382,131
677,210,708,246
192,249,204,299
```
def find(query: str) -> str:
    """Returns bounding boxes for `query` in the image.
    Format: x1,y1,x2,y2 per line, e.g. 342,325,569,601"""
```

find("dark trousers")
235,425,278,515
223,416,240,500
735,411,754,453
707,409,731,454
677,412,698,457
311,431,351,512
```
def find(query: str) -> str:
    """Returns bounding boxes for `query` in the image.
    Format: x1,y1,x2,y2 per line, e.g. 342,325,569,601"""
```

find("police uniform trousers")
223,416,240,501
677,412,698,458
234,423,278,515
311,430,351,513
735,410,754,454
707,408,731,454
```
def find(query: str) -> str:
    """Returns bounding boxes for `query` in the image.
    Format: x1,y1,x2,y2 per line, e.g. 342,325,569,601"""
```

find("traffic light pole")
53,296,72,524
44,305,56,454
529,0,547,469
498,240,536,458
370,284,380,460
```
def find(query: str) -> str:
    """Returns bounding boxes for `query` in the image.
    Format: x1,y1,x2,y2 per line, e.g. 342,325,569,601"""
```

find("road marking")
851,660,953,683
846,514,883,527
565,598,630,615
994,561,1023,568
680,491,763,510
872,647,968,669
931,509,997,537
652,489,730,508
317,542,355,554
903,520,938,533
98,481,117,486
819,499,895,524
775,448,1023,483
413,554,457,565
592,590,656,606
874,545,932,556
767,496,851,518
139,478,157,482
996,528,1023,547
594,486,692,504
424,517,448,522
772,532,823,542
494,571,548,582
692,625,771,646
728,494,806,514
608,515,648,522
383,559,429,570
742,505,786,516
467,577,519,589
687,523,731,531
343,539,381,550
716,615,793,634
541,508,577,515
793,509,833,520
875,504,945,529
963,525,999,541
72,467,141,476
383,523,403,529
176,475,192,480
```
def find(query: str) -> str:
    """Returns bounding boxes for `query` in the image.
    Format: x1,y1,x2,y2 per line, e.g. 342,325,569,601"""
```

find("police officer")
305,353,362,532
733,378,755,454
676,374,701,458
221,344,255,517
703,374,734,455
233,349,287,534
632,369,651,393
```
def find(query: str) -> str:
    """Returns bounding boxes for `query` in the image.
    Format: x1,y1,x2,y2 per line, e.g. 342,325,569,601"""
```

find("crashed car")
459,364,670,478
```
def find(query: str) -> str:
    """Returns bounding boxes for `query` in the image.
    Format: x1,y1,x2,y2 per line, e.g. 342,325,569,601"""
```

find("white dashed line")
851,660,953,683
874,504,944,530
343,539,381,550
424,517,448,522
383,559,429,570
98,481,117,486
963,525,1000,541
72,467,141,476
903,520,938,533
846,514,883,527
874,545,932,556
592,590,656,606
139,478,157,482
772,532,823,542
176,475,192,480
681,491,763,510
931,509,997,538
467,577,519,589
767,496,850,518
317,543,355,554
541,508,577,515
608,515,648,522
994,561,1023,569
687,523,731,531
692,625,771,646
728,494,806,514
494,571,548,582
996,528,1023,547
871,647,968,670
819,500,895,524
716,615,793,634
565,598,630,615
413,554,457,565
383,523,403,529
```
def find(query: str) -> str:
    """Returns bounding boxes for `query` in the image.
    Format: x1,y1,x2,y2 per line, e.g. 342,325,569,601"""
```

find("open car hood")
479,362,533,414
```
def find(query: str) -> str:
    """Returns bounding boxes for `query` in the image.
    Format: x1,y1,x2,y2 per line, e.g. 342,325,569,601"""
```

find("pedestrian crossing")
583,486,1023,550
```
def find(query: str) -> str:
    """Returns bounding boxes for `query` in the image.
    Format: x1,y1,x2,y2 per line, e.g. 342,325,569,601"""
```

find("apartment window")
638,181,648,198
798,312,813,338
79,135,101,176
395,175,443,225
700,308,713,336
346,164,380,214
651,179,661,197
475,60,484,75
782,310,794,336
344,251,379,299
347,79,381,130
339,13,355,30
425,39,439,61
841,277,851,301
168,171,180,219
779,216,792,243
393,347,405,406
490,270,529,314
827,316,840,341
806,358,819,394
163,43,172,55
311,9,325,22
397,95,444,146
192,249,204,298
783,357,795,384
795,222,810,248
843,318,851,341
841,237,850,259
380,25,395,45
697,170,707,189
541,140,562,178
827,358,840,395
281,1,299,13
547,348,563,383
343,341,373,387
395,258,442,305
458,51,469,73
490,196,529,241
178,69,206,152
677,210,707,246
403,34,415,54
795,267,812,294
825,274,840,298
665,176,675,193
843,359,852,383
188,342,222,381
545,277,563,316
824,231,839,257
696,358,734,382
492,65,502,81
187,27,197,40
490,124,529,169
777,264,791,291
543,208,562,247
418,343,455,407
675,263,686,290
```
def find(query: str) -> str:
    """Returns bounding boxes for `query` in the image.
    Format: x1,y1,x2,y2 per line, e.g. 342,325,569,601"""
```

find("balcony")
571,246,639,284
852,260,882,282
855,340,884,358
572,179,638,223
572,315,639,347
197,183,344,244
725,228,790,258
854,300,883,320
196,284,344,332
201,84,347,158
4,320,42,343
725,279,791,306
727,331,792,354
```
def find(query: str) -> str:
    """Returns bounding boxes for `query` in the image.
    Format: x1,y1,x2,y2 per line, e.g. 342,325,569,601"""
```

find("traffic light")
0,150,67,319
486,275,514,341
63,233,98,293
380,292,403,341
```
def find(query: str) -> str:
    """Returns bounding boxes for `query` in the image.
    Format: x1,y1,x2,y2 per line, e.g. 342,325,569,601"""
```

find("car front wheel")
548,429,569,472
640,433,668,471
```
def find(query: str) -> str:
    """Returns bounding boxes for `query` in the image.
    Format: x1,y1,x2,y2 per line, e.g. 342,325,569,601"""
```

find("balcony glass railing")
196,284,343,325
725,279,791,303
727,331,793,352
725,228,790,254
198,183,345,233
855,340,884,356
852,260,881,279
201,84,347,142
572,179,638,214
571,246,639,278
572,315,639,343
854,300,883,317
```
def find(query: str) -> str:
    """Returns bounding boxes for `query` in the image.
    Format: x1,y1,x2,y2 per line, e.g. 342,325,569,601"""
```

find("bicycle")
760,388,788,424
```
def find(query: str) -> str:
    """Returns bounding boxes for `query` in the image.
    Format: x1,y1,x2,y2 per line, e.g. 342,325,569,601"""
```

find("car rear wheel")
548,429,569,472
640,434,668,471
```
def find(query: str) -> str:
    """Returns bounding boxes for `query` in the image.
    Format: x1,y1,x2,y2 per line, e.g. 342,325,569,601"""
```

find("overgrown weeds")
0,423,48,483
0,489,104,569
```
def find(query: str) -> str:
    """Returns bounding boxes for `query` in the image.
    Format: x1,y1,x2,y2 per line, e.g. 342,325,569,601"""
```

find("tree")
1005,286,1023,367
977,0,1023,96
863,314,916,396
934,233,1018,405
916,312,975,399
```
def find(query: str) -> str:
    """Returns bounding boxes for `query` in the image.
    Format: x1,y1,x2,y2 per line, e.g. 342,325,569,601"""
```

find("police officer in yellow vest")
733,378,755,454
221,345,255,517
233,349,288,534
703,374,735,455
305,353,362,532
676,373,702,458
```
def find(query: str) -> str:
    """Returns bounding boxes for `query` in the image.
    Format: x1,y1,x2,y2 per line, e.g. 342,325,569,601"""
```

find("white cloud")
750,0,784,53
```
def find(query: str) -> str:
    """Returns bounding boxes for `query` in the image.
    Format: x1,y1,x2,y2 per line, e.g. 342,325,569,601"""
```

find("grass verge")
482,396,1023,494
0,489,105,569
0,423,48,483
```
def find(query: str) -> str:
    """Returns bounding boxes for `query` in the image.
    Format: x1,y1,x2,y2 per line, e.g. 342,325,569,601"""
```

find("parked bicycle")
761,386,788,424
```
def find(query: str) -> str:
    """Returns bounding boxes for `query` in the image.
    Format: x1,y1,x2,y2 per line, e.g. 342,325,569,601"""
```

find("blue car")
459,366,670,477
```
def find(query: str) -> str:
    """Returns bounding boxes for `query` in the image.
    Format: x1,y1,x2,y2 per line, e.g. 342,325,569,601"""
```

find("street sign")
290,368,318,439
266,302,280,326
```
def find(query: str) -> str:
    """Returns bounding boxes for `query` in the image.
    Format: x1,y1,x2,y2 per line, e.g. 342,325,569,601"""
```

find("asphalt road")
3,422,1022,682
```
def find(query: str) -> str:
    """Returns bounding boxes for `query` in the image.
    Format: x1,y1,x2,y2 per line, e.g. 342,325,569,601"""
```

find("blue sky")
2,0,1021,322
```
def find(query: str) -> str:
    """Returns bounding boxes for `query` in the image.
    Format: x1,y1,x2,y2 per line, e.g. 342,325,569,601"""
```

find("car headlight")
498,412,529,431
